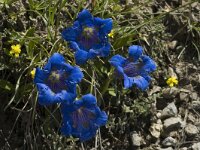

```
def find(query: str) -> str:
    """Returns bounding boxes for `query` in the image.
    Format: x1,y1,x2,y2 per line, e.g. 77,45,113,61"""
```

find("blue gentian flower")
34,53,83,105
109,45,156,90
61,94,108,141
62,9,113,65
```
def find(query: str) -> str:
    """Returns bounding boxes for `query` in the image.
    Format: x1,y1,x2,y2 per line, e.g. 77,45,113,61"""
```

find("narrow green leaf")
0,79,14,91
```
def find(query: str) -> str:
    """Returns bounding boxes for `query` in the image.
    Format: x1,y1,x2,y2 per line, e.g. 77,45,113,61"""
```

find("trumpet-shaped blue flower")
34,53,83,105
61,94,108,141
62,9,113,65
109,45,156,90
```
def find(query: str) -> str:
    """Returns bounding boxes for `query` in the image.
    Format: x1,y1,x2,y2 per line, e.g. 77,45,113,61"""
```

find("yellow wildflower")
10,44,21,58
30,68,36,79
166,77,178,87
108,30,114,38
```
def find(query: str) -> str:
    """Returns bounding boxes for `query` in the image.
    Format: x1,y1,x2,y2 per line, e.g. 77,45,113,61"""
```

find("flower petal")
66,66,83,85
77,9,93,26
44,53,66,71
128,45,143,61
94,17,113,34
97,42,111,57
82,94,97,107
124,75,134,89
61,122,72,136
109,54,126,67
34,67,49,84
142,74,152,82
62,21,81,41
141,55,156,72
62,28,78,41
86,49,98,59
36,83,76,105
75,50,89,65
133,76,149,91
95,108,108,126
69,41,80,51
61,103,77,114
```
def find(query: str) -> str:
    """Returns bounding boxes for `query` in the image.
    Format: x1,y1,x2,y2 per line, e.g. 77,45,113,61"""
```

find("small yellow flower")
166,77,178,87
30,68,36,79
10,44,21,58
108,30,114,38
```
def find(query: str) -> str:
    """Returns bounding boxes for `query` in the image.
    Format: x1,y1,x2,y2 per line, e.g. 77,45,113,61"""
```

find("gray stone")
149,123,163,139
192,142,200,150
130,132,142,147
179,92,189,102
168,67,178,78
185,124,199,137
179,107,187,119
149,86,161,96
168,131,178,137
163,117,182,132
162,87,179,99
187,113,196,123
168,41,178,50
191,101,200,112
190,92,198,101
180,148,188,150
162,137,177,147
161,102,178,119
180,88,191,93
160,147,174,150
156,112,162,119
195,122,200,131
156,98,169,110
191,2,200,11
161,130,178,139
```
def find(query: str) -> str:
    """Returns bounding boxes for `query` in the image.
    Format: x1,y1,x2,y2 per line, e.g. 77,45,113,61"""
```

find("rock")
192,142,200,150
191,2,199,8
162,87,179,99
160,147,174,150
149,86,161,96
187,113,196,123
179,88,191,93
185,124,199,137
179,92,189,102
168,41,178,49
156,112,162,119
130,132,142,147
157,119,162,124
168,67,177,78
168,131,178,137
175,62,186,78
191,101,200,112
179,107,187,118
161,102,178,119
179,78,190,86
162,137,177,147
156,98,169,110
149,122,163,139
163,117,182,132
190,92,198,101
180,147,188,150
195,122,200,131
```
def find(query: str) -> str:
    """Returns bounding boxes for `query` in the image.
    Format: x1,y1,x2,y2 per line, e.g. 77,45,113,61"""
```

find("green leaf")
26,40,35,58
108,88,116,96
0,79,14,91
25,27,35,37
113,34,134,48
